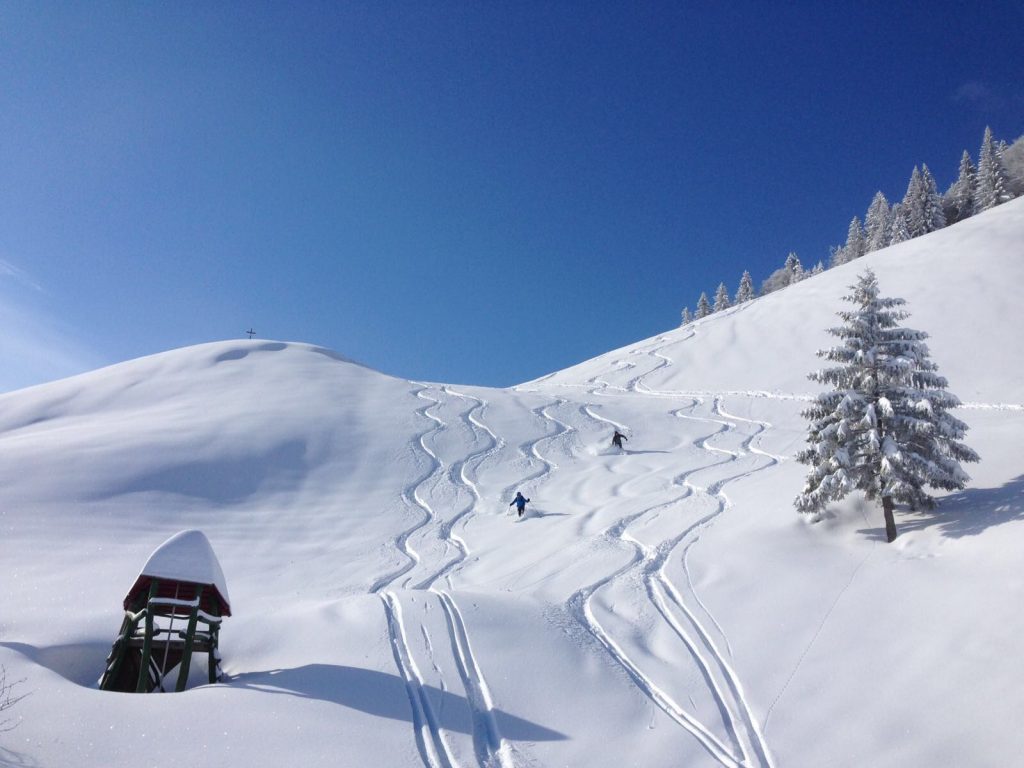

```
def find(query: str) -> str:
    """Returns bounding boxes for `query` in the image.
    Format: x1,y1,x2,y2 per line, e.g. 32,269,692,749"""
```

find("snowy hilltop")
1,198,1023,767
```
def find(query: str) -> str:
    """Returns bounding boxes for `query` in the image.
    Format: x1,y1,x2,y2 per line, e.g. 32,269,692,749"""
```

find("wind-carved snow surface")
1,198,1024,767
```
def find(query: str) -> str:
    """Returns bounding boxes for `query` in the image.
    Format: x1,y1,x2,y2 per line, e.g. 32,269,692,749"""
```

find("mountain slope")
1,199,1022,768
539,197,1024,404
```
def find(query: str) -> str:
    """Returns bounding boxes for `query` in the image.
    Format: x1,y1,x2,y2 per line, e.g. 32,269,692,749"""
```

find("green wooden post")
174,604,201,693
100,612,140,691
208,602,222,684
135,579,160,693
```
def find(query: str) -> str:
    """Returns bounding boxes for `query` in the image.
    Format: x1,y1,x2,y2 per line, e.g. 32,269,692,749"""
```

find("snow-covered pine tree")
888,203,911,244
828,244,848,269
811,261,825,276
760,265,790,295
795,269,979,541
1001,134,1024,197
681,307,692,325
695,292,711,319
975,126,1013,212
902,166,928,238
920,164,947,233
784,252,805,282
944,150,976,224
735,270,755,304
864,191,891,253
844,216,866,261
713,282,731,312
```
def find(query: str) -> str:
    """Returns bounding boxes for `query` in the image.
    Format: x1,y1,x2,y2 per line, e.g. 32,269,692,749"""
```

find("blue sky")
1,2,1022,390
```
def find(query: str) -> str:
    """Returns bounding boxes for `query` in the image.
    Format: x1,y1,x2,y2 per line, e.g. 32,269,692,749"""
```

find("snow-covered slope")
1,199,1023,768
539,198,1024,405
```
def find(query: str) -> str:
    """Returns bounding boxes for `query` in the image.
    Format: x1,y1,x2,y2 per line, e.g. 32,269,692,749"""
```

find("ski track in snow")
663,400,776,767
530,399,573,474
432,387,505,587
382,591,458,768
526,393,734,761
434,589,513,768
366,320,1004,763
374,384,502,593
405,386,458,590
370,386,447,594
637,346,778,767
553,339,779,767
374,387,515,767
381,332,798,765
496,395,573,522
412,387,502,591
382,589,512,768
370,308,1016,766
564,407,756,767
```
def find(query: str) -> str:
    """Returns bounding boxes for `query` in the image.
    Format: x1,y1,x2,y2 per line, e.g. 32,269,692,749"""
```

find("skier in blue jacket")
509,491,530,518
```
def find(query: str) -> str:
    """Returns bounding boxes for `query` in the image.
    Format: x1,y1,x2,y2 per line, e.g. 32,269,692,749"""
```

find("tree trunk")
882,495,898,542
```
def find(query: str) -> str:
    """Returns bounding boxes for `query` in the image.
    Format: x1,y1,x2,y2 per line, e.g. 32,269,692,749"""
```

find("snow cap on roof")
138,529,231,610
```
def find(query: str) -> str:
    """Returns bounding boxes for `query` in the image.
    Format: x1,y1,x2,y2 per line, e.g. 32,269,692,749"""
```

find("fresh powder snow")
1,198,1023,767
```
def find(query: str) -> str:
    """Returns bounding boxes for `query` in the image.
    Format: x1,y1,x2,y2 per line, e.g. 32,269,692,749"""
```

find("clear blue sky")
1,1,1022,389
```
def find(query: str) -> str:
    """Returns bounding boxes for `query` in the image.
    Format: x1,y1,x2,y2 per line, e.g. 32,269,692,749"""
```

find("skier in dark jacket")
509,491,530,518
612,430,628,450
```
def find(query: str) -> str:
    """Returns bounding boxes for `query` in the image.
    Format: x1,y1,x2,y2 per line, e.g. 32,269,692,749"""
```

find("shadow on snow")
0,641,109,688
521,508,571,520
0,746,40,768
855,475,1024,540
0,644,567,743
899,475,1024,538
229,664,567,741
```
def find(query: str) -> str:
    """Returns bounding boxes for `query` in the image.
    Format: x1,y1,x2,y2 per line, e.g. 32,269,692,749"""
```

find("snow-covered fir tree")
828,244,848,269
795,269,979,541
975,126,1013,212
902,166,927,237
902,165,946,238
1001,134,1024,197
888,203,911,244
760,264,791,295
713,282,731,312
843,216,866,262
695,292,711,319
811,261,825,276
680,306,692,325
920,164,947,232
944,149,976,224
864,191,891,253
784,252,805,282
735,270,755,304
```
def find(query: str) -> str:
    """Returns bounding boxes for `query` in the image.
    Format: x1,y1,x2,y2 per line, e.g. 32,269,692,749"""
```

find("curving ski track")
376,387,514,768
415,387,505,590
378,331,791,766
373,323,1008,765
370,386,448,594
555,341,779,767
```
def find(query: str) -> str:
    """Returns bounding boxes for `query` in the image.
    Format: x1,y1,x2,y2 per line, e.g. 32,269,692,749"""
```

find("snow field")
2,198,1024,767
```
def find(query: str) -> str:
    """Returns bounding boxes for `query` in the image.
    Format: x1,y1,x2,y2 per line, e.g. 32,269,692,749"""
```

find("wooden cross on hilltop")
245,328,255,339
